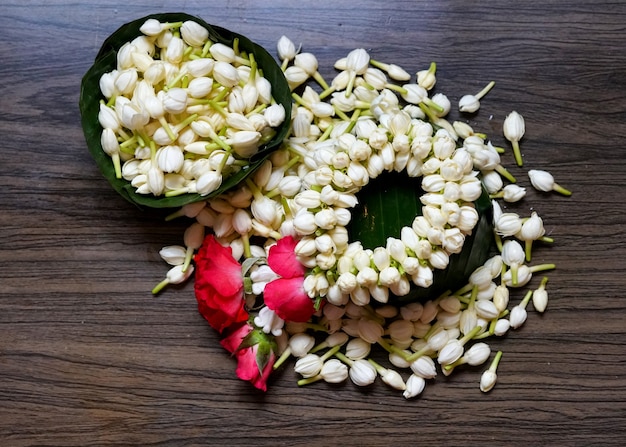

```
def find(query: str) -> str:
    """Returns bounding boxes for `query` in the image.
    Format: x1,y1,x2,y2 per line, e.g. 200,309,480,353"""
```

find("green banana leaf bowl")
79,12,292,209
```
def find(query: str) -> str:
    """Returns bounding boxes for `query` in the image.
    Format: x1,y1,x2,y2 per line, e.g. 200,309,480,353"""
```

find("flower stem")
475,81,495,100
512,140,523,167
495,164,517,183
272,347,292,370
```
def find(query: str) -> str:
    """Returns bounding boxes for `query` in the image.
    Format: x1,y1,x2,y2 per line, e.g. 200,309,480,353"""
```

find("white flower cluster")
154,35,569,396
97,19,286,197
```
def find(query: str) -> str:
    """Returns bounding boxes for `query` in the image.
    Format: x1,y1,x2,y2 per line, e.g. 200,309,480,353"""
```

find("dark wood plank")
1,0,626,445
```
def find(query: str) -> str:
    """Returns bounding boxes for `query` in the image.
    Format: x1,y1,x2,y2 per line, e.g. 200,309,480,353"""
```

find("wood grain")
2,0,626,445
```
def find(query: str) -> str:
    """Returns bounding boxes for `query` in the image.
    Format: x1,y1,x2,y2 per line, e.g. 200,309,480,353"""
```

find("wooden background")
2,0,626,445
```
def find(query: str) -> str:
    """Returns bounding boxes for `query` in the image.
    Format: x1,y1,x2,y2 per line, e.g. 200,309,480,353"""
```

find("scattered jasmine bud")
277,35,297,70
403,374,426,399
518,211,545,262
151,264,194,294
459,81,495,113
533,276,549,312
158,245,187,265
528,169,572,196
510,290,533,329
480,351,502,392
503,111,525,166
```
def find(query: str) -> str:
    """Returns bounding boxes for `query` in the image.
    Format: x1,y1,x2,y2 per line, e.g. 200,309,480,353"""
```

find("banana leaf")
347,171,494,303
79,12,292,209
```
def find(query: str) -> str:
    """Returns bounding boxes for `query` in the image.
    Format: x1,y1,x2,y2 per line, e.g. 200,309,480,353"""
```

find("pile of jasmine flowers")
105,21,571,397
97,19,286,198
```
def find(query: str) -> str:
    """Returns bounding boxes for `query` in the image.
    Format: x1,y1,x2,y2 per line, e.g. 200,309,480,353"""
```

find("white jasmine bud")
196,171,222,195
180,20,208,46
186,58,215,78
187,76,214,98
320,359,349,383
277,35,297,67
159,245,186,265
493,284,510,313
458,81,495,113
348,359,377,386
528,169,572,196
495,212,522,237
151,263,194,294
345,338,371,360
461,342,491,366
480,351,502,392
295,354,323,378
162,87,187,114
212,61,239,87
264,103,286,127
510,290,532,328
164,35,184,64
533,277,550,312
502,184,526,202
503,110,525,166
410,355,437,379
519,211,545,261
254,306,284,336
139,19,165,37
293,209,318,235
403,374,426,399
289,333,316,357
156,145,184,173
229,130,262,158
494,319,510,336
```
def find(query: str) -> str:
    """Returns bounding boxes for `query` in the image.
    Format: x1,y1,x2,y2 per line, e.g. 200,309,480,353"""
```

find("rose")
263,236,316,322
194,235,249,333
220,322,277,391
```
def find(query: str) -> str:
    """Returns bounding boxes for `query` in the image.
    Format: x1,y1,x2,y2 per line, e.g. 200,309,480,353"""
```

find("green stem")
475,81,495,100
495,164,517,183
151,278,169,295
273,347,292,370
334,351,354,367
512,140,523,167
553,182,573,196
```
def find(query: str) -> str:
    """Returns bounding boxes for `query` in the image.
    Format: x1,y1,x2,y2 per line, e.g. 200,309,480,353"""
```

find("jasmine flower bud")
458,81,495,113
151,263,194,294
229,130,262,158
264,103,286,127
187,76,214,98
212,61,239,87
159,245,186,265
502,184,526,202
293,209,317,235
510,290,533,328
518,211,545,261
320,359,349,383
164,35,184,64
480,351,502,392
345,338,371,360
251,196,278,226
410,355,437,379
533,276,549,312
196,171,222,195
403,374,426,399
495,212,522,237
162,88,188,114
503,110,525,166
416,62,437,90
139,18,165,37
180,20,209,47
494,319,510,336
277,35,297,68
284,66,309,90
295,354,323,378
502,240,525,286
528,169,572,196
289,333,316,357
348,359,377,386
156,145,184,173
186,58,215,78
493,284,510,313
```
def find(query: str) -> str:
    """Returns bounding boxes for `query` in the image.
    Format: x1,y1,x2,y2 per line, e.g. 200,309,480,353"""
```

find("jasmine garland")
150,33,570,396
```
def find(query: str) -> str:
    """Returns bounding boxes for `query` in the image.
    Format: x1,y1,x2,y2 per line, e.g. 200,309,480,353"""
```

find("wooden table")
2,1,625,445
